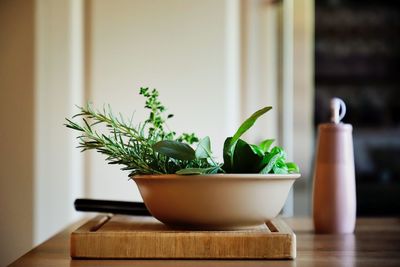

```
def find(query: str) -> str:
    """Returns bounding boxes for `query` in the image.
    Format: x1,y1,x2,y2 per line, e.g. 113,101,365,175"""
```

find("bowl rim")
132,173,301,180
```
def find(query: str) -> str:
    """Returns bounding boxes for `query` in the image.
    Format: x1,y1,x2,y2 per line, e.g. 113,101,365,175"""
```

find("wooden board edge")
72,214,112,233
270,218,295,234
70,214,112,258
70,216,296,260
70,232,296,259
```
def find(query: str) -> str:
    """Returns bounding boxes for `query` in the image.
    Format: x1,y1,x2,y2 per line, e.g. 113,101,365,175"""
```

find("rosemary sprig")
65,88,209,176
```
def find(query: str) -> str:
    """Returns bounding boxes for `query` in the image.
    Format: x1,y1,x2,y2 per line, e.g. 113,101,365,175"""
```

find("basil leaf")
229,106,272,148
153,140,196,160
223,106,272,171
232,139,264,173
222,137,234,172
250,144,265,157
259,139,275,152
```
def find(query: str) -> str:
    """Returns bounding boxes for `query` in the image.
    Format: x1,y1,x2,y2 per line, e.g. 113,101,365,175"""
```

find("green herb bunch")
221,107,299,174
65,88,215,176
65,88,299,176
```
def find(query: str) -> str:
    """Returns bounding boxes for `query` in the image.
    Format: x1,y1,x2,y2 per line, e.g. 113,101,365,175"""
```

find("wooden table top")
10,217,400,267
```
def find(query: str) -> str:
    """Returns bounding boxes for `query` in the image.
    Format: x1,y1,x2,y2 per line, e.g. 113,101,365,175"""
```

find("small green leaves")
153,140,196,160
286,162,300,173
273,158,289,174
260,146,284,174
259,139,275,152
260,153,280,174
177,133,199,145
259,146,299,174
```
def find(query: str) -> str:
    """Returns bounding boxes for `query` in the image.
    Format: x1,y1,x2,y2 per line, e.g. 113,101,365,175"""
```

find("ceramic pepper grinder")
313,98,356,234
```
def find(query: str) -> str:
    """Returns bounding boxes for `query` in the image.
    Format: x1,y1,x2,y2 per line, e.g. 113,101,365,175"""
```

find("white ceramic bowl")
132,173,300,230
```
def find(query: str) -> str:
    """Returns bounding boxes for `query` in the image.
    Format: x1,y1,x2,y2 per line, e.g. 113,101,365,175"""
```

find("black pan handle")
74,198,151,216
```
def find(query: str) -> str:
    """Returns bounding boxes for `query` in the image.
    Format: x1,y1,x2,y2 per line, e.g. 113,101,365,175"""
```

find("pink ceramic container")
313,123,356,234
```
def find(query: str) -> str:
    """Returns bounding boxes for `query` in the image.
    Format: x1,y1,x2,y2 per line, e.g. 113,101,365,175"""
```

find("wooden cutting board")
70,215,296,259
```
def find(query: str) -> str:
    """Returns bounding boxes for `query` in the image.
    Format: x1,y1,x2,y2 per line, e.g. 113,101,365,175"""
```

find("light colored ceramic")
313,123,356,234
132,173,300,230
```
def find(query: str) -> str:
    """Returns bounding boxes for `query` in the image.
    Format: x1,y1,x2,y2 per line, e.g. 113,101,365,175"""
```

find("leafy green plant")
219,107,299,174
65,88,210,176
160,106,299,175
65,88,299,177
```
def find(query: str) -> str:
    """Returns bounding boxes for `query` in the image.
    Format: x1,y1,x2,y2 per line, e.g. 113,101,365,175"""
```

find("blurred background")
314,0,400,216
0,0,398,265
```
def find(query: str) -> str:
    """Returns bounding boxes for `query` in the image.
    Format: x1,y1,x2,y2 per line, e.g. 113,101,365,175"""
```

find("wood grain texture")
70,215,295,259
9,217,400,267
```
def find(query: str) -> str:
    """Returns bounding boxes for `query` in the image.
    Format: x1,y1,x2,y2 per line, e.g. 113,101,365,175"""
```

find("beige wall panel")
34,0,84,245
293,0,314,215
0,0,34,265
87,0,235,200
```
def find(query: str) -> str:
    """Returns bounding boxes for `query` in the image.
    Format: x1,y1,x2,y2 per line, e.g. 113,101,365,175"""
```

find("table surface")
10,217,400,267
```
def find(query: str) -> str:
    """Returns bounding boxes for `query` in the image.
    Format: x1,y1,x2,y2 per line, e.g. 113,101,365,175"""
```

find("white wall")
293,0,314,215
34,0,84,244
86,0,240,201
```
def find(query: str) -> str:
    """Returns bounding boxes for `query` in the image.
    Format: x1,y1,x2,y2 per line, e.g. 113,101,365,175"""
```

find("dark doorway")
315,0,400,216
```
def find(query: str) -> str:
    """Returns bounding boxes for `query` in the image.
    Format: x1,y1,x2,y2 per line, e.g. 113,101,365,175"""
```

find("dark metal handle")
74,198,151,216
